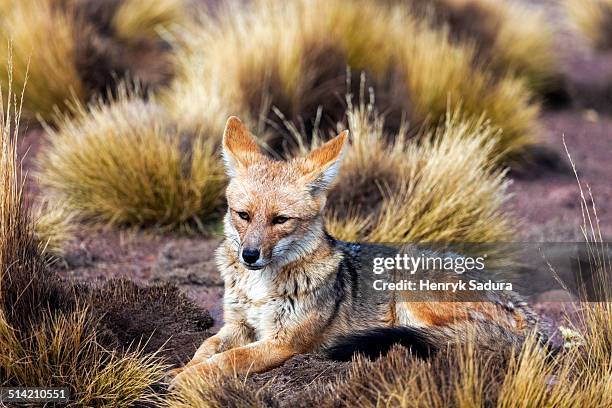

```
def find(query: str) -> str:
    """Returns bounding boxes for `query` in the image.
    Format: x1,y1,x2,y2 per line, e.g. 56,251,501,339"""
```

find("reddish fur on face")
222,117,348,263
295,130,348,183
222,117,262,173
227,163,321,260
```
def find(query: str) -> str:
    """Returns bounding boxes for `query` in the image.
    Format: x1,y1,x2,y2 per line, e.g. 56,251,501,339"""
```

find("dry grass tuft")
313,342,506,407
565,0,612,49
0,0,85,121
0,0,186,121
166,371,279,408
326,102,514,244
113,0,186,42
395,0,561,96
1,62,167,406
37,87,225,229
562,138,612,387
32,198,76,255
322,332,609,408
0,310,167,407
166,0,539,161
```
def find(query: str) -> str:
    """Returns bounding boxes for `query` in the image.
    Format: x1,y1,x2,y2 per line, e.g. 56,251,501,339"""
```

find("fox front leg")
170,340,297,386
167,322,253,378
193,322,253,361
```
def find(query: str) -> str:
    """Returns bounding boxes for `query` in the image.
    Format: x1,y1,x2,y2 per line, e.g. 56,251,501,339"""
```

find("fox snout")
240,247,263,269
237,224,272,270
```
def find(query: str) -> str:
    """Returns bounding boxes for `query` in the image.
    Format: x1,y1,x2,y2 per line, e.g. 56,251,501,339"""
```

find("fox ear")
299,130,349,194
222,116,261,176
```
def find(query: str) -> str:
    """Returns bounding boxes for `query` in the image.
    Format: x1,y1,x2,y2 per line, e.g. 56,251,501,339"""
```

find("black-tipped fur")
324,327,438,361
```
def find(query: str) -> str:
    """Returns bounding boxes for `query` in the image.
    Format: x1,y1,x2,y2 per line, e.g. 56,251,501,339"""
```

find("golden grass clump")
562,139,612,384
32,198,76,255
325,103,514,244
37,89,225,228
165,332,610,407
324,335,611,408
0,0,86,121
0,0,187,121
564,0,612,49
165,371,278,408
113,0,186,42
0,310,167,407
395,0,560,95
166,0,539,161
1,64,167,406
396,26,539,160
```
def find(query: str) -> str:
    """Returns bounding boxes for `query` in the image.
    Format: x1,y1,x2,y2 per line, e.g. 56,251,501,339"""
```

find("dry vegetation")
565,0,612,49
32,198,76,255
167,304,611,407
1,63,217,405
165,0,540,161
37,88,225,229
0,0,186,121
2,0,609,407
0,0,85,121
0,68,168,406
165,371,279,408
326,101,513,244
34,0,556,230
112,0,186,42
396,0,561,96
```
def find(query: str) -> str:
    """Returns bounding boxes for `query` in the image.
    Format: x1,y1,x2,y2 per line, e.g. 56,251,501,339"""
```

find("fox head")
221,116,348,271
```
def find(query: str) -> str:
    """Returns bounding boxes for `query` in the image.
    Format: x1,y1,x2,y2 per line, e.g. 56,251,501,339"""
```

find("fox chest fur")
216,241,342,341
216,238,397,348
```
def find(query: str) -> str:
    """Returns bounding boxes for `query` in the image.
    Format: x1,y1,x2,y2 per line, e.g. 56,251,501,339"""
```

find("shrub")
37,88,225,229
0,0,186,121
165,0,539,162
33,198,76,255
0,0,85,121
317,333,611,408
564,0,612,49
325,103,514,244
1,69,167,406
394,0,561,96
112,0,186,42
0,310,168,407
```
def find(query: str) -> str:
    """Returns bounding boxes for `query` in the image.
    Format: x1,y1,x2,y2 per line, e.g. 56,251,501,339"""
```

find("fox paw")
165,366,185,388
168,367,198,391
167,367,184,377
168,361,223,391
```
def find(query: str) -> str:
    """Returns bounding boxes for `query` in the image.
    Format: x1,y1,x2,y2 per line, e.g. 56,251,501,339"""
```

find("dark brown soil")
85,279,214,364
250,354,351,402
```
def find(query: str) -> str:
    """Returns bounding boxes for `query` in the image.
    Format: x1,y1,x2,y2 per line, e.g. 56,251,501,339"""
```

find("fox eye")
237,211,250,221
272,216,289,225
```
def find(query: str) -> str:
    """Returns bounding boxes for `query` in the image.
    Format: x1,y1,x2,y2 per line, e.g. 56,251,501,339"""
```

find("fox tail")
324,322,546,361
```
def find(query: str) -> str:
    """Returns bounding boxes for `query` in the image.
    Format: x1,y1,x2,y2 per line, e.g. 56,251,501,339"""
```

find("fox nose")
242,248,260,264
